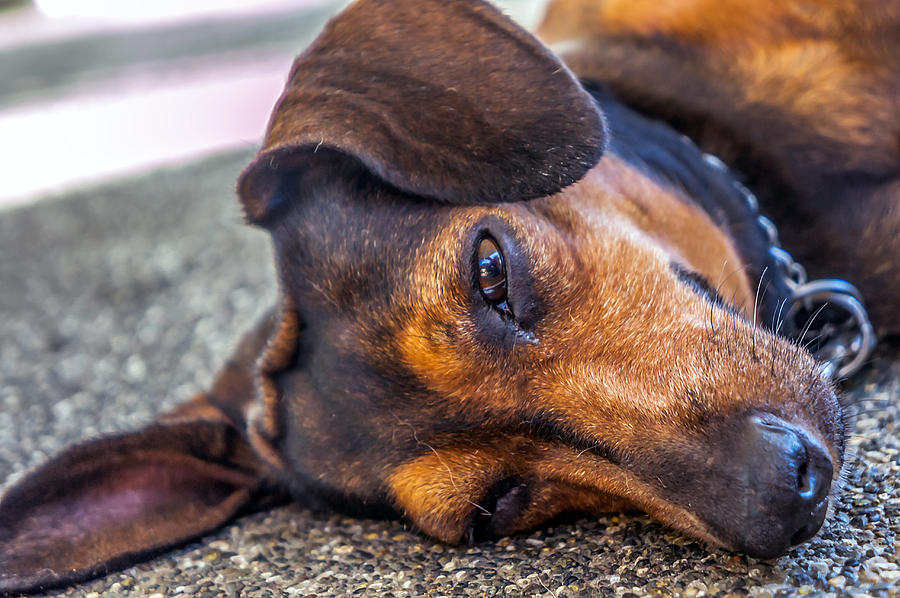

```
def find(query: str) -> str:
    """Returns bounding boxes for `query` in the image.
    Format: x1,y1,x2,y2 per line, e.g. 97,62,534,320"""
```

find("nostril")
796,430,833,506
748,416,832,504
797,458,812,498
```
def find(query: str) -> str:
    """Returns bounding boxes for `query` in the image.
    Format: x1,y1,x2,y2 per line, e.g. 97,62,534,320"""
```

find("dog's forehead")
278,178,605,274
273,155,751,307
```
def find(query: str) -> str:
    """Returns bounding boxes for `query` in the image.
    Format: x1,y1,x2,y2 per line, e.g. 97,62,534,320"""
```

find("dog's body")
541,0,900,333
1,0,898,593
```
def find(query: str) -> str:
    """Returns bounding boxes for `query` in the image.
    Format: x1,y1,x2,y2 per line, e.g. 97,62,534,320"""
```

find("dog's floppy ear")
0,396,276,595
238,0,607,223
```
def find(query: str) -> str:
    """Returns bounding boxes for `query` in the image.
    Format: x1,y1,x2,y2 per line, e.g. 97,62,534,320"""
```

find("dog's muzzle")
695,414,834,558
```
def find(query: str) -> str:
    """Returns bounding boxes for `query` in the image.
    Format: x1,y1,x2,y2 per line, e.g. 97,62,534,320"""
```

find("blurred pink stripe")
0,57,292,207
0,0,340,49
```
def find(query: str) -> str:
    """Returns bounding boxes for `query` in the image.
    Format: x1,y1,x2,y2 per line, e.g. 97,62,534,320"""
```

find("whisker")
752,268,770,360
797,302,828,349
773,295,787,337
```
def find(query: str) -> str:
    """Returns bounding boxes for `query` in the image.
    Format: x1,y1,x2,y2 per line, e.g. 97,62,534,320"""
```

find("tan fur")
542,0,898,162
386,159,837,546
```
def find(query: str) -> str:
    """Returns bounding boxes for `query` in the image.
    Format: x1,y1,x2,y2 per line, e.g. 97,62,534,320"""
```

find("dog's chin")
617,493,830,560
705,498,829,559
461,484,825,559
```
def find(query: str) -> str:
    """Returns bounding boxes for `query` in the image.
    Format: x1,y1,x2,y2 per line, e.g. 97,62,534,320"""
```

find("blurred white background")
0,0,550,209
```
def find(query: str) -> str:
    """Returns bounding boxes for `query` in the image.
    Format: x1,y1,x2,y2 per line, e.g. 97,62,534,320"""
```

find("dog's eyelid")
467,222,545,345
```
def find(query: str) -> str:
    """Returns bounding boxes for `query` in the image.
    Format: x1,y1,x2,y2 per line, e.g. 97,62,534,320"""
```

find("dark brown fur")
540,0,900,334
1,0,896,593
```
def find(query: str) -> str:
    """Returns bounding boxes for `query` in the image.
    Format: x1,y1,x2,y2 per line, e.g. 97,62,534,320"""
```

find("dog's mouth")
646,412,836,558
464,405,841,559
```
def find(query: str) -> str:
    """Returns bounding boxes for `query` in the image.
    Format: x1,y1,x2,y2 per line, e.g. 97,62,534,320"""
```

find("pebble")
879,569,900,582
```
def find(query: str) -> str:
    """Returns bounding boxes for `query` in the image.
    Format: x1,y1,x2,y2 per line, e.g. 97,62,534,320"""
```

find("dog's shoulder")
539,0,900,334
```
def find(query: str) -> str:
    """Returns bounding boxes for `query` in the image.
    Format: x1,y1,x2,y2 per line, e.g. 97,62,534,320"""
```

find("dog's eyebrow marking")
670,261,728,307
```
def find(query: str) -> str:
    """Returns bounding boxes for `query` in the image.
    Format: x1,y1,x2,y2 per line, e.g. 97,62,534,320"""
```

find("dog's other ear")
238,0,607,223
0,397,276,595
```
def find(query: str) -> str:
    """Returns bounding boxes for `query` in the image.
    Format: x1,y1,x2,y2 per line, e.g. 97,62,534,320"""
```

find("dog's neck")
589,84,876,377
586,83,796,333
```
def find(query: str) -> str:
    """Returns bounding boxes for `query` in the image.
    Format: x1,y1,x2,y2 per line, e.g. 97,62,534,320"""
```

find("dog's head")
0,0,848,593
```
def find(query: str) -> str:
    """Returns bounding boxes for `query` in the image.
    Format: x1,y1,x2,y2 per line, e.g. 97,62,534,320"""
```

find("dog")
1,0,897,593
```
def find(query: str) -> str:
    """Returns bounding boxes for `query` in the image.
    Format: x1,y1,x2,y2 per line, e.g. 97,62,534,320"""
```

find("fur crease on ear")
0,409,280,595
237,0,607,224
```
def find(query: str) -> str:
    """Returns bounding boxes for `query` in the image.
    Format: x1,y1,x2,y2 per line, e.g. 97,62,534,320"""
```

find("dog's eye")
477,237,508,304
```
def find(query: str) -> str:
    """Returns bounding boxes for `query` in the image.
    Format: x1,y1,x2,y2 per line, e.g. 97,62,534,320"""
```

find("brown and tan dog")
1,0,897,593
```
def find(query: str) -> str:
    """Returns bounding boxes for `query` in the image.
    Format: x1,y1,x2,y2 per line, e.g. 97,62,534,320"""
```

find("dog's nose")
732,415,833,557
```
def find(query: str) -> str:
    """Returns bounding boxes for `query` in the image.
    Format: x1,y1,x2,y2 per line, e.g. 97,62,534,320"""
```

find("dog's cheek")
394,309,520,405
387,446,511,543
386,442,634,543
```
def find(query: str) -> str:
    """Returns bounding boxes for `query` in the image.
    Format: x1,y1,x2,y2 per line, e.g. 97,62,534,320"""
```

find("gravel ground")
1,151,899,597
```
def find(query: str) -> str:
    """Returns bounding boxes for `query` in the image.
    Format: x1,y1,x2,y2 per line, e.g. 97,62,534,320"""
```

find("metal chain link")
700,152,876,379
